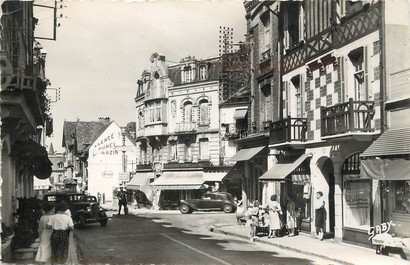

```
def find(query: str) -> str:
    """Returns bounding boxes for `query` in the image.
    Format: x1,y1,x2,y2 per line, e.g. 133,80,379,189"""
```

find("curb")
210,226,354,265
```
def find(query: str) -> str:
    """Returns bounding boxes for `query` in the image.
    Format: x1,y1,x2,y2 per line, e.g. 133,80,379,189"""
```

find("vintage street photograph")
1,0,410,264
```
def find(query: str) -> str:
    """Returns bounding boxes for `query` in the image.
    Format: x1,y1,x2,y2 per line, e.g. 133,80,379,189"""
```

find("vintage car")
179,192,237,214
43,190,108,227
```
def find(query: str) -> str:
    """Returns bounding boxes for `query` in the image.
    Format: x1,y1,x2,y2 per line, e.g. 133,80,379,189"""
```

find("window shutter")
299,4,305,42
364,46,369,100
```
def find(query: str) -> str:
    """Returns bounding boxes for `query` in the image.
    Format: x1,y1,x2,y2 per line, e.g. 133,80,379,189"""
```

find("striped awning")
150,171,205,190
291,174,310,182
260,154,311,181
361,127,410,157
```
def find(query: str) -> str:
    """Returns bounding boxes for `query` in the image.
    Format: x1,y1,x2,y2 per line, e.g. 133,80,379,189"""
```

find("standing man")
117,187,128,215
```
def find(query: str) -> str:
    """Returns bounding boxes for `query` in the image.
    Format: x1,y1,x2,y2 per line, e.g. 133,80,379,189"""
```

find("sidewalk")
210,223,409,265
103,203,409,265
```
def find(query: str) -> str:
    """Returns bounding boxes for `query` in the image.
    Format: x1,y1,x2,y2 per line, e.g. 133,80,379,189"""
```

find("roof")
62,120,112,152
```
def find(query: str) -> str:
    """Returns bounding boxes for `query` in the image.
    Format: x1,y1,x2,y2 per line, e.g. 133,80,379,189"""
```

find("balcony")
175,122,197,134
321,98,375,138
270,117,307,145
164,160,211,169
136,162,152,170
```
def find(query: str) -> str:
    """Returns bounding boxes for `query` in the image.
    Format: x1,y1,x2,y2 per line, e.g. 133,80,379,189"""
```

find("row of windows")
181,65,208,83
139,139,210,162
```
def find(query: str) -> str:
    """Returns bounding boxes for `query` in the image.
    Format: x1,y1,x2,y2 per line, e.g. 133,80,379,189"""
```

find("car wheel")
223,204,233,213
100,219,108,227
179,204,192,214
77,215,86,228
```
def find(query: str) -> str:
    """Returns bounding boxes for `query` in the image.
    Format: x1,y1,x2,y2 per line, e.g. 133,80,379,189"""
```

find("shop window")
343,179,371,229
394,180,410,213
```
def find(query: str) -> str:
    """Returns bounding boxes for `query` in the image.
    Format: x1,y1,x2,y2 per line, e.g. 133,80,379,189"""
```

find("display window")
343,178,371,230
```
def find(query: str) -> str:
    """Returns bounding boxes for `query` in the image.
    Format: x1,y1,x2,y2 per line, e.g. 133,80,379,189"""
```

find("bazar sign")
368,221,393,240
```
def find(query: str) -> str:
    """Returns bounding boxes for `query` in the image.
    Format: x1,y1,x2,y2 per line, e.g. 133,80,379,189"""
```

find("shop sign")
119,173,129,181
102,170,114,178
368,220,393,240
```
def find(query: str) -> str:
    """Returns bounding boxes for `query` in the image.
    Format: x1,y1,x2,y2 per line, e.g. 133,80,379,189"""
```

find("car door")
199,194,214,209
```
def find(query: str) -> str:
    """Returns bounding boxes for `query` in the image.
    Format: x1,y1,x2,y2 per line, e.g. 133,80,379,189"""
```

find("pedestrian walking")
267,194,282,238
35,202,55,263
245,201,260,241
47,202,74,264
314,191,326,240
117,186,128,215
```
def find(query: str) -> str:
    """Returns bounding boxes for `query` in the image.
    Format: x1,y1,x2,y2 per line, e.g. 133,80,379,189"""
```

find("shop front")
150,171,206,210
360,128,410,240
259,153,312,233
341,153,372,246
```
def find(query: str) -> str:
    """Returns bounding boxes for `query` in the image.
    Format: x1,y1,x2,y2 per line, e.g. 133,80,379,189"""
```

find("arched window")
184,101,193,123
199,99,209,125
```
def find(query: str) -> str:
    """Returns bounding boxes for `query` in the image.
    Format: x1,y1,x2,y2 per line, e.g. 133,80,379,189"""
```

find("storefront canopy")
11,139,52,179
127,173,150,190
360,128,410,180
361,158,410,180
223,162,244,181
259,154,311,181
233,109,248,119
360,128,410,157
229,146,267,162
150,171,205,190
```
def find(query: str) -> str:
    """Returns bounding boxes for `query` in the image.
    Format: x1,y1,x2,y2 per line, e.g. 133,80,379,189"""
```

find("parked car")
43,190,108,227
179,192,237,214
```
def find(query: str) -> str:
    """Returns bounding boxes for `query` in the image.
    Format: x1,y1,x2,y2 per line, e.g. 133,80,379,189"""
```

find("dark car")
43,190,108,228
179,192,237,214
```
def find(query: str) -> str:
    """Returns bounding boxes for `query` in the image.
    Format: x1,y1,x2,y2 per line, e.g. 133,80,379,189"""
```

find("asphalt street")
74,210,337,265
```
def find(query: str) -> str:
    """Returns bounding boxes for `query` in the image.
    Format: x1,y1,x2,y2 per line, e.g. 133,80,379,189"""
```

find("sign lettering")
368,221,393,240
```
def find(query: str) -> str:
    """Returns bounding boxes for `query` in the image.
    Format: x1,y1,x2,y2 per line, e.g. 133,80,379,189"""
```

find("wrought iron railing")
321,98,375,137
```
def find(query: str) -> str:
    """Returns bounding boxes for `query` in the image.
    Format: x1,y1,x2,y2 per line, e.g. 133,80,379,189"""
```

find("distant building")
134,53,235,210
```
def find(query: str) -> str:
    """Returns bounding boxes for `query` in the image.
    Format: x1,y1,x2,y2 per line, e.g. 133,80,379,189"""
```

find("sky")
31,0,247,152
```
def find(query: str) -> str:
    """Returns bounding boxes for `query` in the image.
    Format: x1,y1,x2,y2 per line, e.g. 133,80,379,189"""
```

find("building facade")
1,1,54,259
87,121,137,202
134,53,233,210
255,0,410,246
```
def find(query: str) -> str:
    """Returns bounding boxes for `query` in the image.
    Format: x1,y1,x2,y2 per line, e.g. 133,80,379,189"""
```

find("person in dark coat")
314,191,326,240
117,187,128,215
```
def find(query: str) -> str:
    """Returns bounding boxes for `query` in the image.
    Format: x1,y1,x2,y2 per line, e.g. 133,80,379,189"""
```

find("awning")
127,173,150,190
223,162,244,181
233,109,248,119
150,171,205,190
361,158,410,180
202,172,227,182
259,154,311,181
11,139,52,179
229,146,267,162
361,128,410,157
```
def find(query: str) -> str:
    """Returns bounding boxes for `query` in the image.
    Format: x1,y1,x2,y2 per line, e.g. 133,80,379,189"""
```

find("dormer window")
199,65,208,81
182,66,194,83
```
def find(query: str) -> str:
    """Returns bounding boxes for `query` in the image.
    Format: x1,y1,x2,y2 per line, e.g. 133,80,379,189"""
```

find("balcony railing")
164,160,211,169
175,122,197,134
136,162,152,170
321,98,375,137
270,117,307,144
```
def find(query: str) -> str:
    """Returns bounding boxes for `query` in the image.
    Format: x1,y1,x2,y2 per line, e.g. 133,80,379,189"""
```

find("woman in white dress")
35,203,55,263
267,194,282,238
